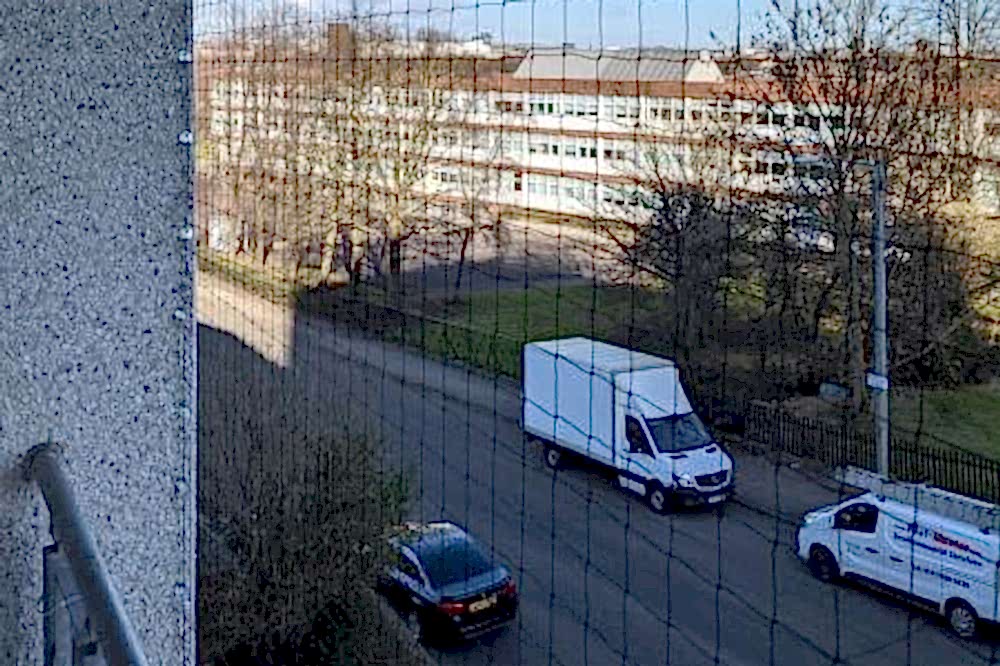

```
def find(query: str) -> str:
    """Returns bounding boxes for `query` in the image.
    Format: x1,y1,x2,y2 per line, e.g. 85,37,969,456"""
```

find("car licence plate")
708,494,726,504
469,595,497,613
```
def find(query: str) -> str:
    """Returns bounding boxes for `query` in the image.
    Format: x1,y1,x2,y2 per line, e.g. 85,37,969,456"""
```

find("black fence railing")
696,395,1000,505
23,441,148,666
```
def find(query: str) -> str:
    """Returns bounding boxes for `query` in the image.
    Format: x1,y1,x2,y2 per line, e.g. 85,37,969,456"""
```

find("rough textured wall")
0,3,195,664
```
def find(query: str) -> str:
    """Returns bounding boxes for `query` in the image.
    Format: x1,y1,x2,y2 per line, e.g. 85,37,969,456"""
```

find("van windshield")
644,413,714,453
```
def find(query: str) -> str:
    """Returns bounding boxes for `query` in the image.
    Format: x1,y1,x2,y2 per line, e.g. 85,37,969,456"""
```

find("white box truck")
797,467,1000,638
521,337,734,513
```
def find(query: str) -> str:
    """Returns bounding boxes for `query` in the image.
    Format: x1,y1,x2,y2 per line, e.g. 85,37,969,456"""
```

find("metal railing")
23,442,148,666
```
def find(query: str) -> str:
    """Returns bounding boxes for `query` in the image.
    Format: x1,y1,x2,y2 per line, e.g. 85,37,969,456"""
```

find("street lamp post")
856,158,891,477
871,160,890,477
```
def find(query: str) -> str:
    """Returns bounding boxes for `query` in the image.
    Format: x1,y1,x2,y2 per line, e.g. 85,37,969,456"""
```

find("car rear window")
420,539,495,588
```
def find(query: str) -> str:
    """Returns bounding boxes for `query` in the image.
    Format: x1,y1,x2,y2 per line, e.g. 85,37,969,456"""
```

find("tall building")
199,26,1000,258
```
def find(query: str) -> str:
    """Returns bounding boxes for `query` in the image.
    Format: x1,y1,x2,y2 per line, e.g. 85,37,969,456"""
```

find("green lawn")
197,250,325,301
384,284,1000,461
890,384,1000,460
200,254,1000,460
385,283,670,380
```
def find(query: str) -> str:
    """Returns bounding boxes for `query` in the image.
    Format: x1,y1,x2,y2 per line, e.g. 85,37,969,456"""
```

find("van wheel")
543,445,562,470
808,546,839,583
646,484,669,514
946,600,978,639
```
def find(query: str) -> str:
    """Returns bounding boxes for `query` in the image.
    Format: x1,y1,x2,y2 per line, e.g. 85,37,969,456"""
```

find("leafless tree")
746,0,981,411
420,127,509,300
204,0,311,265
203,6,457,288
914,0,1000,56
282,21,458,290
913,0,1000,202
594,132,750,363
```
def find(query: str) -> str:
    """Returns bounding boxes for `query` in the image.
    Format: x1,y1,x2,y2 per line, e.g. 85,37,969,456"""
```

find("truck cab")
616,400,733,511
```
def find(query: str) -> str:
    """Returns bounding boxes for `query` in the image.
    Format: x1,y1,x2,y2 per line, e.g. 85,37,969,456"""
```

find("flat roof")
527,337,675,375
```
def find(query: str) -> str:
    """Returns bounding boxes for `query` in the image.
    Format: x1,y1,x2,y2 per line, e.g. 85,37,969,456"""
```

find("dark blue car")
376,521,518,645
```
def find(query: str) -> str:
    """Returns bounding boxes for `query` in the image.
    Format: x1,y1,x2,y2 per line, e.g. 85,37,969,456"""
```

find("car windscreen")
644,412,714,453
419,539,496,588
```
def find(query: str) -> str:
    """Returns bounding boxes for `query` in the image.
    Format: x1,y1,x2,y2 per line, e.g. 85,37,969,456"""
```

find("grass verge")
199,250,1000,459
889,384,1000,460
197,249,326,302
383,283,671,380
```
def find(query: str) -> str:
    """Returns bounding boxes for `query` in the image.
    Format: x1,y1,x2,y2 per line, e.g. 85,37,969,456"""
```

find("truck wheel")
807,546,839,583
646,484,669,514
946,599,978,639
543,445,562,470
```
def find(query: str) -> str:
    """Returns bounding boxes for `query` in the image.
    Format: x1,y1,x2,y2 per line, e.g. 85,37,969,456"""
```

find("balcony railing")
23,441,148,666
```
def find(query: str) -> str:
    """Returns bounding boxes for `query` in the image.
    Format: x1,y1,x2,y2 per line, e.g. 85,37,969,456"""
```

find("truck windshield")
644,413,713,453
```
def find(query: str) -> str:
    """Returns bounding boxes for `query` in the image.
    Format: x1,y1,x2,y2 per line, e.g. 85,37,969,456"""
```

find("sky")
196,0,774,49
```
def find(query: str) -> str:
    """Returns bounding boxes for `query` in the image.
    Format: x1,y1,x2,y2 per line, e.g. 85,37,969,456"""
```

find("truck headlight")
673,473,694,488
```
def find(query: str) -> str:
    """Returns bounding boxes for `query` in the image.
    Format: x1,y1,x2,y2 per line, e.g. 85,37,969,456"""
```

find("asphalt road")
198,273,1000,666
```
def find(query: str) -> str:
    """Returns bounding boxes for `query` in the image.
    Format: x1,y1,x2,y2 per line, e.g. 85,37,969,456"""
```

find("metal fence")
733,400,1000,504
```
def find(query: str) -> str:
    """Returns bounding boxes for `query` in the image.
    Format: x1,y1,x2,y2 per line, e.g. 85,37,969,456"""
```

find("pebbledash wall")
0,3,195,665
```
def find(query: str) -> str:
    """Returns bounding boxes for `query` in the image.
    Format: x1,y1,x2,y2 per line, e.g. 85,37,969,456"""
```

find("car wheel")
544,445,562,470
646,484,669,514
946,600,978,639
808,546,839,583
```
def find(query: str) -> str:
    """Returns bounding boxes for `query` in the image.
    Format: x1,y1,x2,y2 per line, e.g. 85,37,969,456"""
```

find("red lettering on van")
933,532,985,559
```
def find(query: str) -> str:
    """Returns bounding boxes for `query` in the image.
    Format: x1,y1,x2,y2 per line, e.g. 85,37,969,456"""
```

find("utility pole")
866,159,891,477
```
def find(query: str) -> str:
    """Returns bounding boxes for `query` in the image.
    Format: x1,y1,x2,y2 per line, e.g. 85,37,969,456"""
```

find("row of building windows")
511,172,654,210
430,130,829,183
428,157,829,198
429,169,649,209
212,108,831,187
435,129,683,166
212,81,833,133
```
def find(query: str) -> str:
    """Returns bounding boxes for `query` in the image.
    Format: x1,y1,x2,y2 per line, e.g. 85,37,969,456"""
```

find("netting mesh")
194,0,1000,664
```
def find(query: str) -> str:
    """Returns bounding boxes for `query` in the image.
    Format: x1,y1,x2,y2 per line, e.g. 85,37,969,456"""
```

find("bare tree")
594,132,748,363
746,0,979,411
205,0,310,266
915,0,1000,56
202,9,457,288
278,21,458,291
913,0,1000,202
418,126,509,300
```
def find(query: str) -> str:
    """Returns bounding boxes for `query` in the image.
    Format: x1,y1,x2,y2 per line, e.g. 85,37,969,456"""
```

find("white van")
521,337,734,513
796,468,1000,638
